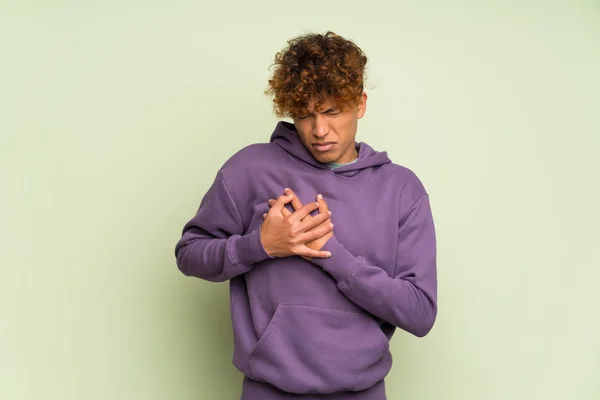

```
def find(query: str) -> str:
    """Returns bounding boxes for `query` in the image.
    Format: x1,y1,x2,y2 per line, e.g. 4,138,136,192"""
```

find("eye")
296,114,310,120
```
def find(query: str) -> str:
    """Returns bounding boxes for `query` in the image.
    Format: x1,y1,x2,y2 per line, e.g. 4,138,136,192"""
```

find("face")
293,92,368,164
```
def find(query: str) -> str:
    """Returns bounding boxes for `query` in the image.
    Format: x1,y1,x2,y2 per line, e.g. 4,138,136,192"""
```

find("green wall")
1,1,599,399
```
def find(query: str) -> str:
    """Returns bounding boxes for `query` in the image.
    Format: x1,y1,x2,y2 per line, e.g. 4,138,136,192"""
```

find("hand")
260,192,333,259
264,189,334,261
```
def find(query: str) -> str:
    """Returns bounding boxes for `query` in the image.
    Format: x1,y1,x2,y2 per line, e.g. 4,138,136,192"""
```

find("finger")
285,189,312,221
270,194,293,215
288,201,320,224
281,206,292,217
317,194,330,216
268,198,292,216
297,210,330,232
262,213,267,219
298,220,333,243
300,246,332,259
285,188,305,212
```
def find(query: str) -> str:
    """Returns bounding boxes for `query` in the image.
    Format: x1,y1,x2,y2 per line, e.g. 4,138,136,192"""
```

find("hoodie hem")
241,376,386,400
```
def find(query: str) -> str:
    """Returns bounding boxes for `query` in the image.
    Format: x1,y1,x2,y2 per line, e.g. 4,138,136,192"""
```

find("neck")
337,146,358,164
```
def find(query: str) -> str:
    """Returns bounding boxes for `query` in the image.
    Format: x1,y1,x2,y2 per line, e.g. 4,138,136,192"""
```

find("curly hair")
265,31,368,118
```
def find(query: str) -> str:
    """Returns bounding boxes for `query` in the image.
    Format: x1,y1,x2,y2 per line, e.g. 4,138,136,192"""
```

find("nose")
312,115,329,138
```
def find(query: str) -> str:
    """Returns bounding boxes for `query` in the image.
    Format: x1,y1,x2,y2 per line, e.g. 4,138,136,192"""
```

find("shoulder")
379,162,429,207
217,142,282,182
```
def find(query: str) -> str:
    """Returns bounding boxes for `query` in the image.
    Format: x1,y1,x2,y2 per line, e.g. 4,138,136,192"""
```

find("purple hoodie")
175,121,437,400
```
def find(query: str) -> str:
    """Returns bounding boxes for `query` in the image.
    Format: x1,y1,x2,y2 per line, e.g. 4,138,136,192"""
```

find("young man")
175,31,437,400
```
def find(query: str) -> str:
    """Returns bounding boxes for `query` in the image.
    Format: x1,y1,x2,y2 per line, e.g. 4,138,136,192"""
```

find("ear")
357,92,368,119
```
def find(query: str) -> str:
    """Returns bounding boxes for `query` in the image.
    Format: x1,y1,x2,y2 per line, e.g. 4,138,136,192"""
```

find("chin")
312,152,336,164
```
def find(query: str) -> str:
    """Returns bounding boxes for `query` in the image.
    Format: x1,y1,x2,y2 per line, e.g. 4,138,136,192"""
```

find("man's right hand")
260,193,333,259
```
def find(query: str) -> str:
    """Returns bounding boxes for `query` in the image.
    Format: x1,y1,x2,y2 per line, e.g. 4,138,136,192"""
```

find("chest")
244,170,401,276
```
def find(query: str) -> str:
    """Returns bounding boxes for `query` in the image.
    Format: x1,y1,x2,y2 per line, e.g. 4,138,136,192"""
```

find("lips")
313,142,336,152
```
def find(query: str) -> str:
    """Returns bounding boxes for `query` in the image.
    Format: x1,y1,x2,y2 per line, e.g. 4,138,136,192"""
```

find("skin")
260,192,333,259
260,93,368,259
264,189,333,261
293,92,368,164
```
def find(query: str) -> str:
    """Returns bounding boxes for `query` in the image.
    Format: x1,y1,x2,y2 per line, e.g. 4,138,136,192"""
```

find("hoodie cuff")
230,227,274,271
311,236,362,285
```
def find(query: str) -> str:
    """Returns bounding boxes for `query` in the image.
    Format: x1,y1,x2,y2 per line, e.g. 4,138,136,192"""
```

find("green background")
1,1,599,399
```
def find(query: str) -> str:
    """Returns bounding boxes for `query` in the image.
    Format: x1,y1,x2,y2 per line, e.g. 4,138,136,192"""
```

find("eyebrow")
306,107,338,115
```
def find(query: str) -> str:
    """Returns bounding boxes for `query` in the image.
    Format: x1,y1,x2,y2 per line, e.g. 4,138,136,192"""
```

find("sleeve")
310,194,437,337
174,170,273,282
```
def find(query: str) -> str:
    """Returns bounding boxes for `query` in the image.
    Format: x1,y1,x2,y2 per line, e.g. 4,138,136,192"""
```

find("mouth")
312,142,336,152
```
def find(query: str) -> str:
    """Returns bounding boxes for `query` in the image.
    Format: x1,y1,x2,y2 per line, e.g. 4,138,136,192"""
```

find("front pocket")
248,304,390,394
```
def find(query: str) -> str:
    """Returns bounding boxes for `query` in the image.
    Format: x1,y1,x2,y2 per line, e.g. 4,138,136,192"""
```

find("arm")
311,195,437,337
174,171,272,282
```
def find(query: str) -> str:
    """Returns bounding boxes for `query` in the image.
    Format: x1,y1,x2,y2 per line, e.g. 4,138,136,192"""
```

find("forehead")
306,97,338,111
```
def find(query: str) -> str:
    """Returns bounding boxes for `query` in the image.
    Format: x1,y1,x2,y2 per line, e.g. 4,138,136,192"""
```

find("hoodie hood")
270,121,391,173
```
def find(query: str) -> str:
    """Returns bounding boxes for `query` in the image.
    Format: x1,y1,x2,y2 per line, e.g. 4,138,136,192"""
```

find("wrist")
259,226,274,258
311,237,362,284
231,226,273,270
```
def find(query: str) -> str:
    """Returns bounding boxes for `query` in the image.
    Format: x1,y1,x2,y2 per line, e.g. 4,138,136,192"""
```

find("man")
175,31,437,400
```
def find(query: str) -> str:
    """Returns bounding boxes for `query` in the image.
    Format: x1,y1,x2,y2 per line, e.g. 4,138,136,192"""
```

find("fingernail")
315,202,319,207
326,252,332,257
317,194,323,200
284,188,291,194
328,211,332,216
330,223,334,228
